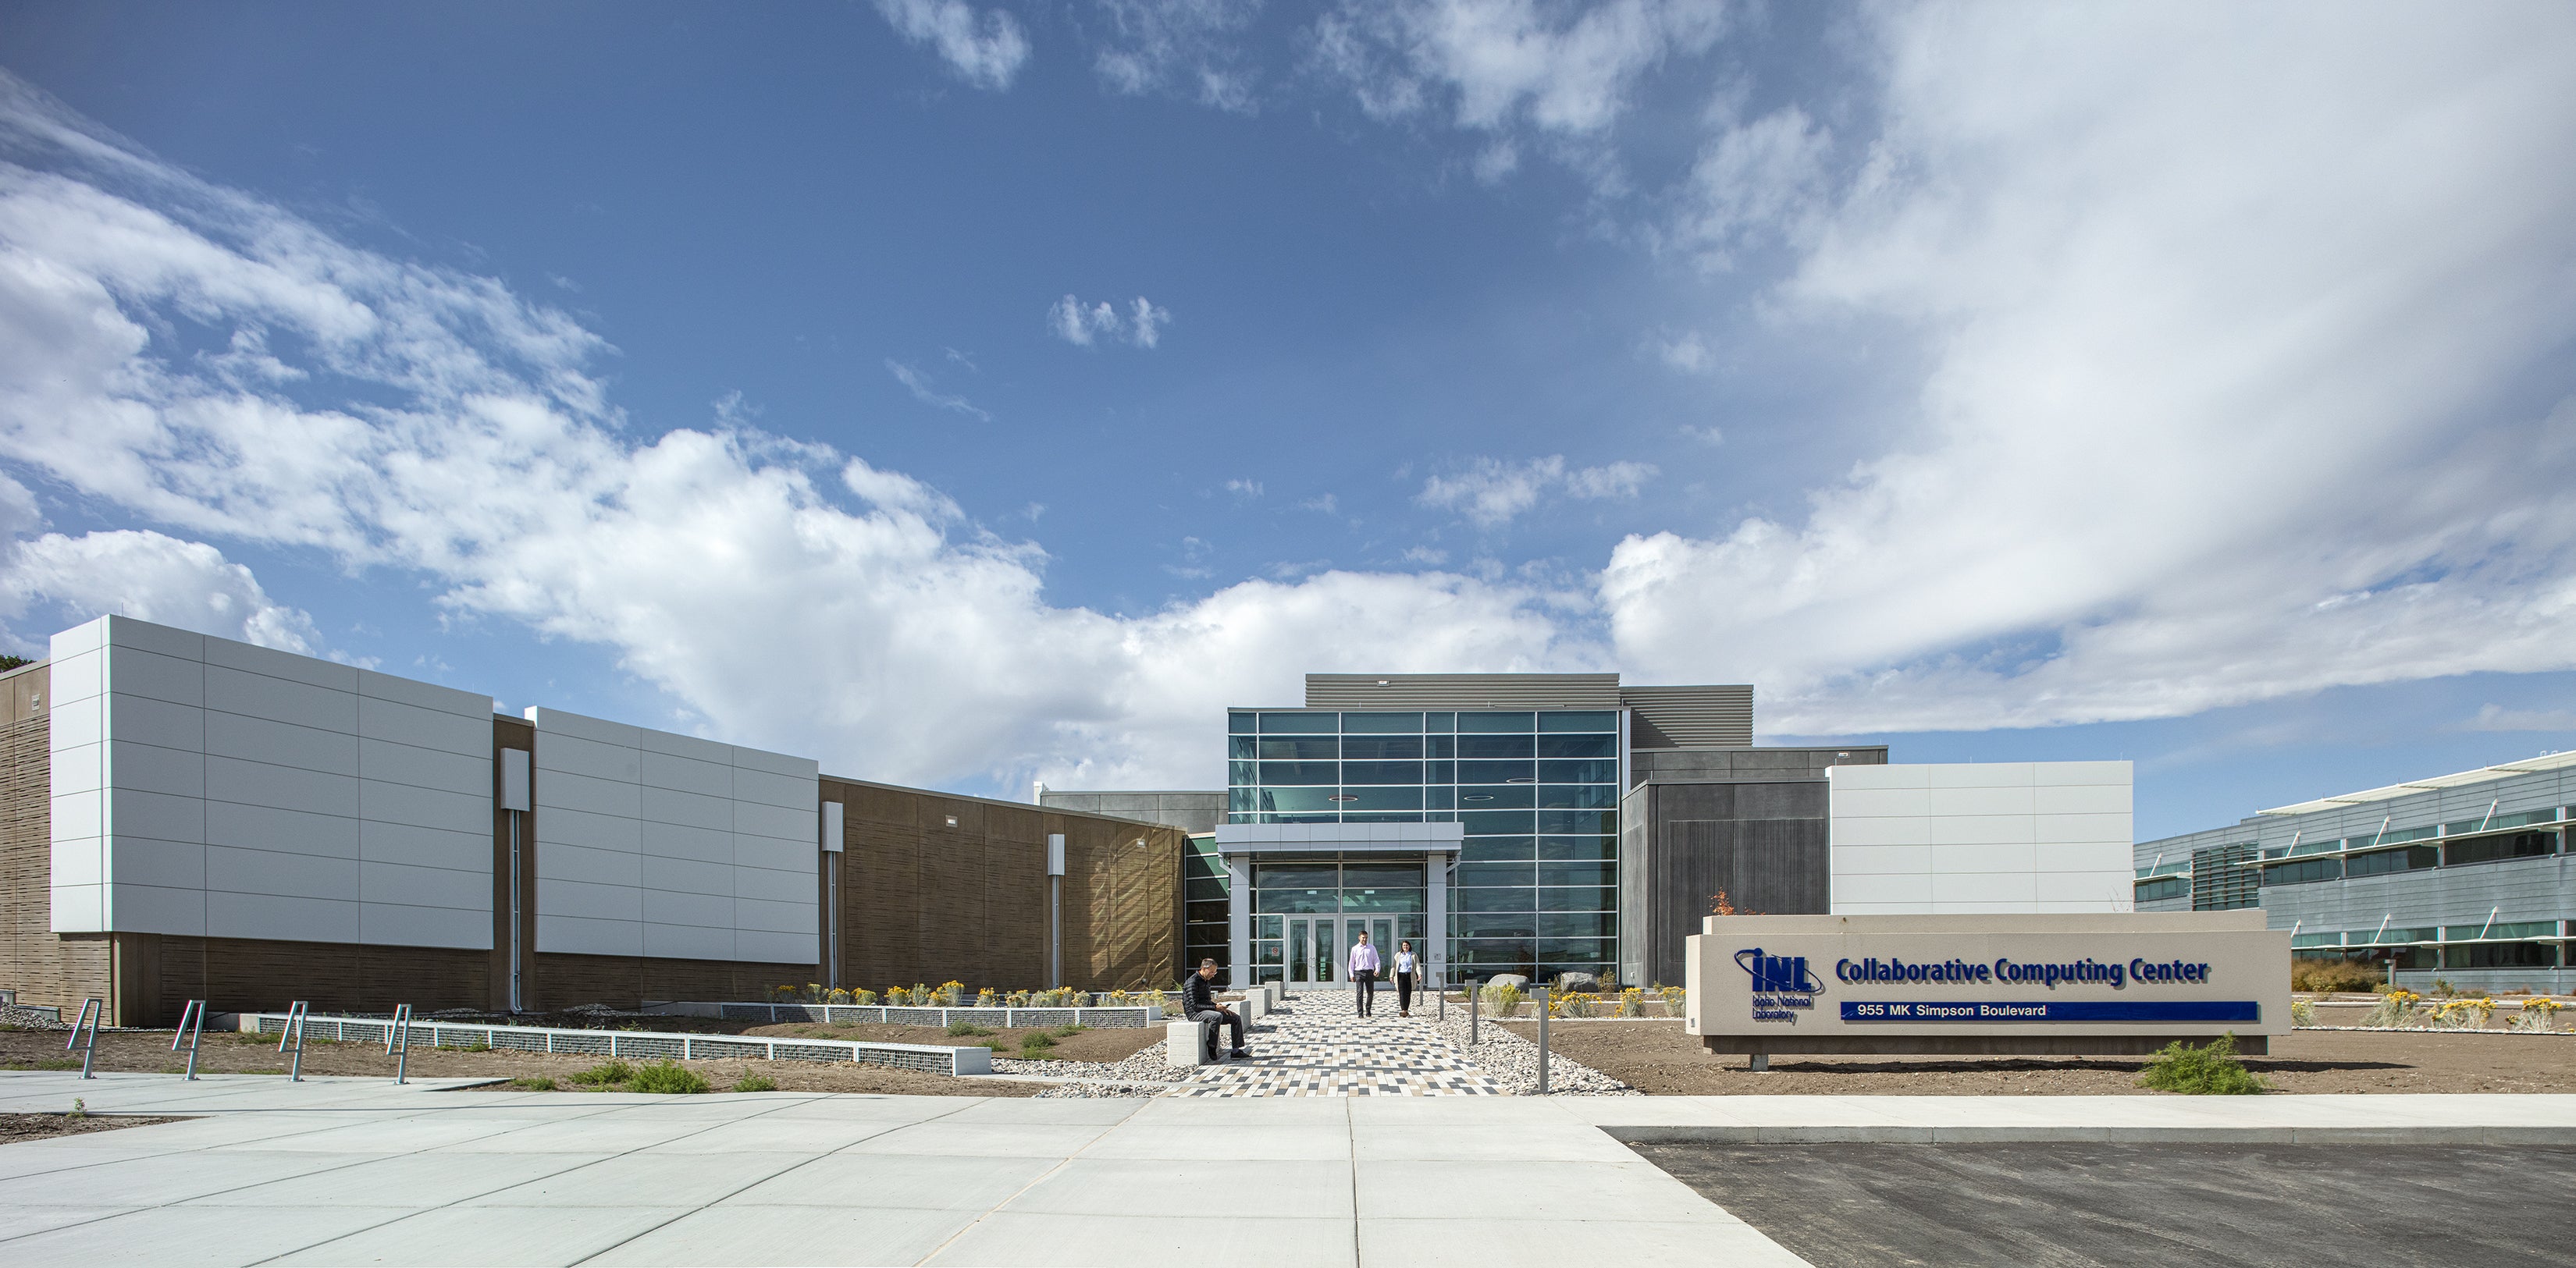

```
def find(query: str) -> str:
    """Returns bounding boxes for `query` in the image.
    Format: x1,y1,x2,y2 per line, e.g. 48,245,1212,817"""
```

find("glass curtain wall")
1226,709,1621,986
1244,860,1427,985
1182,834,1228,979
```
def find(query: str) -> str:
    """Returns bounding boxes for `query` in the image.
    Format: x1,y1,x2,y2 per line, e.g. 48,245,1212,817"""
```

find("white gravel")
992,1039,1187,1085
1430,1005,1638,1096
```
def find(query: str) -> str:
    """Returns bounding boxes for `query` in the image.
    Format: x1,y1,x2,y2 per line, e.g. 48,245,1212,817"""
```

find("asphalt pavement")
1628,1140,2576,1268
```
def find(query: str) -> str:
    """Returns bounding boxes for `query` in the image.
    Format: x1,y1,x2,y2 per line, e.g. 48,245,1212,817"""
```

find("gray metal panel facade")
1037,790,1225,835
1300,673,1621,709
1631,745,1888,787
1619,685,1757,748
1621,778,1834,989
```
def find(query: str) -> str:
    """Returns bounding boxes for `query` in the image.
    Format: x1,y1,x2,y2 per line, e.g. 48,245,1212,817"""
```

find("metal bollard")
1536,986,1550,1096
390,1004,413,1085
173,1000,206,1081
279,1001,310,1083
69,997,102,1080
1468,984,1478,1045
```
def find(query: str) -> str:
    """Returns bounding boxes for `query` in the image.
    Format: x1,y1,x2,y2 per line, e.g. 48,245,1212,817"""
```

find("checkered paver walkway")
1170,987,1503,1096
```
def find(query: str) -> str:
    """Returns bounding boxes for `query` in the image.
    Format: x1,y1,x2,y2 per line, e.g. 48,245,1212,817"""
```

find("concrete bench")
1165,1019,1216,1067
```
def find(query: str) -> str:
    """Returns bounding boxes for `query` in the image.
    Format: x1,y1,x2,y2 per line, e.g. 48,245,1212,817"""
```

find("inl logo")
1735,947,1823,993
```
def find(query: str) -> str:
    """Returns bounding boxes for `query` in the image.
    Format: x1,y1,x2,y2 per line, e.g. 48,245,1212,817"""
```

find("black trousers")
1190,1008,1244,1054
1397,972,1416,1011
1354,974,1375,1014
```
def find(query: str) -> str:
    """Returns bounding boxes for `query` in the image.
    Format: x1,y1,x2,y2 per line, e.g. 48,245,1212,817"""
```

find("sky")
2,0,2574,840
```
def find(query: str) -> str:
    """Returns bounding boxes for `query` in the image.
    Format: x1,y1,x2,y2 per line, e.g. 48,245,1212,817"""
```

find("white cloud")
1652,329,1712,373
1419,455,1658,527
1128,297,1171,347
1606,4,2576,734
1093,0,1264,112
874,0,1033,91
1049,293,1172,348
885,358,991,421
2461,705,2576,733
1672,104,1831,266
0,484,321,655
0,75,1589,790
1222,478,1263,498
1313,0,1725,134
1050,295,1117,345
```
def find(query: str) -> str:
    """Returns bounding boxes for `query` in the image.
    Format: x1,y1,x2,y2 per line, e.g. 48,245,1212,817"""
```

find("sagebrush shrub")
2138,1034,2265,1095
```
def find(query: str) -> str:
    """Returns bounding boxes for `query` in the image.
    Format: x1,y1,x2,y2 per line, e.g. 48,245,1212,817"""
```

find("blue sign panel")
1840,1000,2260,1023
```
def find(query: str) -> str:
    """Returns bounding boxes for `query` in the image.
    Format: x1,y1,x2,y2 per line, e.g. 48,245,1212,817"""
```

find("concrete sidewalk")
4,1073,2574,1266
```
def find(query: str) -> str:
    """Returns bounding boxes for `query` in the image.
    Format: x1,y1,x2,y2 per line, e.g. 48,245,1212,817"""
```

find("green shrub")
946,1021,992,1037
509,1076,558,1091
2288,998,2318,1028
730,1074,778,1092
1051,1025,1086,1037
626,1060,711,1095
1017,1032,1057,1055
571,1059,635,1086
2138,1034,2266,1095
1480,982,1523,1018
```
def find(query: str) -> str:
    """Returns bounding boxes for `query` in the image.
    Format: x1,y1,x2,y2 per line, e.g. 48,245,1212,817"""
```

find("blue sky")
2,2,2574,840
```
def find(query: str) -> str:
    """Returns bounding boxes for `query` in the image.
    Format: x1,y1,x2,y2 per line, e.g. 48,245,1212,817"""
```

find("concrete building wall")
1830,762,2134,915
526,707,818,965
48,616,495,950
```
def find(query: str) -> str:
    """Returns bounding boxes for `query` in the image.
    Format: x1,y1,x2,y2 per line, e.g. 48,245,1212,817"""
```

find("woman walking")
1394,940,1420,1018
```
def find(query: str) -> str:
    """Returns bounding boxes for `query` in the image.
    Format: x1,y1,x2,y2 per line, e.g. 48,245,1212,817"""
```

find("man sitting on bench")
1180,958,1251,1060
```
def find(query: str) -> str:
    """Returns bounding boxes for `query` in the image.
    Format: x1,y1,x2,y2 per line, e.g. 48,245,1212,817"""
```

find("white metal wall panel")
528,706,817,964
1829,761,2133,915
46,615,495,948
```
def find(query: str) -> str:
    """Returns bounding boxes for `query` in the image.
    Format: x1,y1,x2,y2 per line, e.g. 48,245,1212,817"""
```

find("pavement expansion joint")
1171,990,1505,1097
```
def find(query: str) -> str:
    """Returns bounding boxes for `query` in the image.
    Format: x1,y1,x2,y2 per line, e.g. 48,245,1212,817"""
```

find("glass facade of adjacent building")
1226,708,1623,984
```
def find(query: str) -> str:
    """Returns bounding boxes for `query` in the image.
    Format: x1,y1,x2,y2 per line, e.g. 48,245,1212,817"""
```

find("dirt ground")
1503,1018,2576,1095
738,1020,1163,1064
0,1028,1037,1097
0,1111,180,1144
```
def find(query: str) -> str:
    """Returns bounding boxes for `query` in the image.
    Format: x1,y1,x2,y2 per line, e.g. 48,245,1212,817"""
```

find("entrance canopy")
1215,823,1463,987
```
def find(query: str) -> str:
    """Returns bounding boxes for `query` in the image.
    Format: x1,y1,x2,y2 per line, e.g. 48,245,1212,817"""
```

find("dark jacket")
1181,972,1223,1014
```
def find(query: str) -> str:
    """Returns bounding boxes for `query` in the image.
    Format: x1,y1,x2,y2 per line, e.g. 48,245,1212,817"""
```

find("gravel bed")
1432,1009,1638,1096
992,1039,1187,1084
1033,1081,1170,1099
1,1004,66,1029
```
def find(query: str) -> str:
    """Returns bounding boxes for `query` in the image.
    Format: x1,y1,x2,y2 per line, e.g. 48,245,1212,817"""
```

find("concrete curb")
1603,1124,2576,1145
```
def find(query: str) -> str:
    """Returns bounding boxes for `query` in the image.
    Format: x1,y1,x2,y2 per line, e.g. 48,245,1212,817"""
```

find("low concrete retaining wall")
240,1012,992,1075
648,1001,1164,1029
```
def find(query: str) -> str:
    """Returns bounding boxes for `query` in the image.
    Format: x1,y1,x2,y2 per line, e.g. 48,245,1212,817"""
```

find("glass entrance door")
1284,916,1340,984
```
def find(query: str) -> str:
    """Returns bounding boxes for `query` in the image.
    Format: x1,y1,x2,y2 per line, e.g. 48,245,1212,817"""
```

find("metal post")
281,1001,309,1082
392,1005,412,1085
70,997,101,1080
173,1000,205,1081
1047,833,1066,989
1536,986,1550,1095
1468,982,1478,1045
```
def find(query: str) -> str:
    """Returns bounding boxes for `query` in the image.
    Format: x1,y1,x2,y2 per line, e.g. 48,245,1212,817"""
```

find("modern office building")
1052,673,1891,990
1,615,1184,1025
2135,752,2576,993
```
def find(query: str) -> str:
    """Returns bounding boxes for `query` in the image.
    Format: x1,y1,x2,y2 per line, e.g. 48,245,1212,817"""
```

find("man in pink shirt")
1348,931,1382,1018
